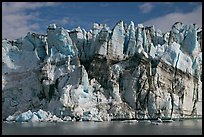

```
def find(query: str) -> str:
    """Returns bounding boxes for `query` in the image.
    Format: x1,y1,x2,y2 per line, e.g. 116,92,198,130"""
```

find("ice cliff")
2,21,202,122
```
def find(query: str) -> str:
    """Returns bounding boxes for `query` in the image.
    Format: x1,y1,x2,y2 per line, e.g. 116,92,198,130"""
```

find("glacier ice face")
108,20,126,60
94,25,110,56
161,42,181,67
47,24,76,59
124,21,136,56
2,21,202,122
182,24,198,55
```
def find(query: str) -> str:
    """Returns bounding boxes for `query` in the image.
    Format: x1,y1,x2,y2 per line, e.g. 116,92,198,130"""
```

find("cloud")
188,2,202,6
100,3,110,7
50,17,72,26
143,5,202,33
139,3,154,14
162,2,173,5
2,2,59,39
61,17,70,25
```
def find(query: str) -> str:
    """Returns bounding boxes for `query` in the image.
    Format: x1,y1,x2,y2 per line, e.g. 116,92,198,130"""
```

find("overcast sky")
2,2,202,40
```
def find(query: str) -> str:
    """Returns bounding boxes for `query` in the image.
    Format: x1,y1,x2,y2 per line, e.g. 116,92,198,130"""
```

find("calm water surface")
2,119,202,135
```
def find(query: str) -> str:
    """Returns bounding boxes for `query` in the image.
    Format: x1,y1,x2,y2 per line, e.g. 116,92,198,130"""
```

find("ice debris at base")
6,109,67,122
2,21,202,122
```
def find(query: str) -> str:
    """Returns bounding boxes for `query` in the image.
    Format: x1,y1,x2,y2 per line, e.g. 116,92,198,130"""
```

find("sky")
2,2,202,40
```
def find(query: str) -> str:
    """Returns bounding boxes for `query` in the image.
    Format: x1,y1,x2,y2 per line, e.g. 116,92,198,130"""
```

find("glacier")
2,21,202,122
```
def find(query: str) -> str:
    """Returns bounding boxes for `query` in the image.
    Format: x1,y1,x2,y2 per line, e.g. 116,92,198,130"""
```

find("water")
2,119,202,135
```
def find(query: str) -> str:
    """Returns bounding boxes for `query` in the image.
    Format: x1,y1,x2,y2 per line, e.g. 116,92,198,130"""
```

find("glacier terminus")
2,21,202,122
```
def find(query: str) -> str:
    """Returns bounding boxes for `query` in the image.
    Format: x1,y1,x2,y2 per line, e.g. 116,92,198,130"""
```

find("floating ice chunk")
15,110,33,122
36,109,48,120
29,113,39,122
51,115,63,122
157,118,163,123
63,116,72,121
6,115,15,121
